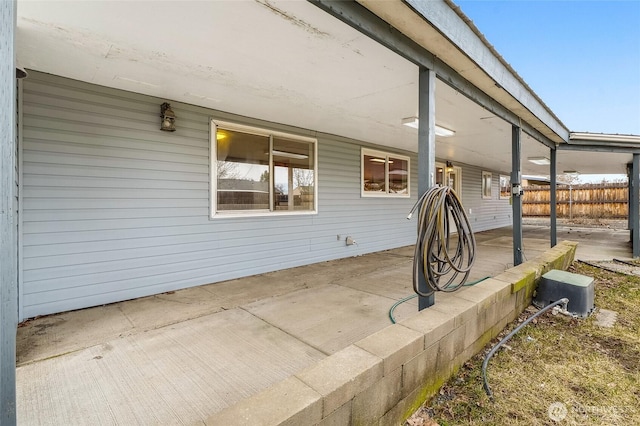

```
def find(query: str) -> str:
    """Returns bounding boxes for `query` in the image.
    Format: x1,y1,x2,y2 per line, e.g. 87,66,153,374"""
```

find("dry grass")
407,262,640,426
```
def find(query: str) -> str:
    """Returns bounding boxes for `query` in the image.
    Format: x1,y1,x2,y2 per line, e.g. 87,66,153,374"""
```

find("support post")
1,1,18,423
417,67,436,309
511,125,523,266
632,154,640,258
550,147,557,247
628,162,634,240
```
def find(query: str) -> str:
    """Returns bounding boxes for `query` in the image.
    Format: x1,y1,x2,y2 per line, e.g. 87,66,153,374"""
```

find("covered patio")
3,0,639,423
16,224,631,425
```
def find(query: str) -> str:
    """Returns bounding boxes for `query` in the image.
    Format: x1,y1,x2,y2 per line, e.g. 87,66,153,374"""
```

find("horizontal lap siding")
459,164,512,232
20,72,418,319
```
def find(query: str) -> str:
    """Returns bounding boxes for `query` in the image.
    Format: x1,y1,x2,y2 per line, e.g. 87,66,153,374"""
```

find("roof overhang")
357,0,569,145
568,132,640,148
14,0,636,177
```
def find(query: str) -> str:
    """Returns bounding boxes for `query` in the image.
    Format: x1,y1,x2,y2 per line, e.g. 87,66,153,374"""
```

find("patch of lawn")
407,263,640,425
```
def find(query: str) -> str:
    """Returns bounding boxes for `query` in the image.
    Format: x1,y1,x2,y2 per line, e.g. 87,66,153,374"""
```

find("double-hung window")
499,175,510,199
482,171,492,199
210,120,317,217
361,148,410,197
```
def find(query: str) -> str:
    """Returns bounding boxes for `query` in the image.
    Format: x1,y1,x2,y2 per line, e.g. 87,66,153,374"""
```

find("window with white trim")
482,171,492,199
361,148,410,197
210,120,317,217
499,175,510,199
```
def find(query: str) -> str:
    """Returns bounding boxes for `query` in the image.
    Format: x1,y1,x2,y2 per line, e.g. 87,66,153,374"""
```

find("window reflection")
216,129,269,210
363,155,386,192
215,127,316,213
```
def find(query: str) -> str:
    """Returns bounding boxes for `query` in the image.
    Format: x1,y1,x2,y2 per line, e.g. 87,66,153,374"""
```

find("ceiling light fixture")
401,117,456,137
435,125,456,137
401,117,419,129
527,156,550,165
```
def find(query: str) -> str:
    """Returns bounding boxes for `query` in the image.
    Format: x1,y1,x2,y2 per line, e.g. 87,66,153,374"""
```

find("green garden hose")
388,276,491,324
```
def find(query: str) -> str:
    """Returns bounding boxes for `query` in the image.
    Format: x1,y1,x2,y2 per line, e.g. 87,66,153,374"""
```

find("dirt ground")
523,217,628,230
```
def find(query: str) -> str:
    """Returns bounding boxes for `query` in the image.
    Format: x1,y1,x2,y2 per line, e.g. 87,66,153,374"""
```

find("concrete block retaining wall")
205,241,578,426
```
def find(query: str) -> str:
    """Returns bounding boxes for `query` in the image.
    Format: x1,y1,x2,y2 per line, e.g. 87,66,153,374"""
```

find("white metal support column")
1,0,18,423
417,67,436,310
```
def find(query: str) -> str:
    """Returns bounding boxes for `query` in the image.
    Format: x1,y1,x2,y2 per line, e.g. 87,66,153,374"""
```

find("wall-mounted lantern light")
446,161,454,172
160,102,176,132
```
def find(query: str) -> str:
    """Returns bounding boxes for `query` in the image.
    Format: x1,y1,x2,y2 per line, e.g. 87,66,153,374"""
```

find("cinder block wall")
206,241,578,425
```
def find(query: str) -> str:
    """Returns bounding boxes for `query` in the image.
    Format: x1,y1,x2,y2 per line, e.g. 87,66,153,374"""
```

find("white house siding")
459,163,512,232
20,72,419,319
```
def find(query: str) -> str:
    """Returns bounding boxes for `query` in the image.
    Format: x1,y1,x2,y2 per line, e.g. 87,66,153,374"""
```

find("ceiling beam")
308,0,557,149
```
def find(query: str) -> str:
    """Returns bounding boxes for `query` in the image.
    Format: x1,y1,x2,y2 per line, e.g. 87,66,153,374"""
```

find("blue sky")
456,0,640,136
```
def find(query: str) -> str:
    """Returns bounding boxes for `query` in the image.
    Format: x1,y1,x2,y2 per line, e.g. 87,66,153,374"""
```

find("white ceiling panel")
16,0,635,176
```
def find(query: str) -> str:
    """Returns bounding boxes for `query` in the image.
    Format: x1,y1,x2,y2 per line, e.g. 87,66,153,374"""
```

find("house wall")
460,165,512,232
20,72,514,320
20,72,420,319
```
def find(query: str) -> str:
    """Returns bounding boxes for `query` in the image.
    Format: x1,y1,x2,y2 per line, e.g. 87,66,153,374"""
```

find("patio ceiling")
16,0,635,176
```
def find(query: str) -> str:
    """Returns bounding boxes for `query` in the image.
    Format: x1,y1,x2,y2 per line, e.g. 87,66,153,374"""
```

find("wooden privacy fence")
523,183,629,218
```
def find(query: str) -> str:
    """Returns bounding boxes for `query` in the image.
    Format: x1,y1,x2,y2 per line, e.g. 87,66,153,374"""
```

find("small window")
482,171,492,199
499,175,510,199
361,148,410,197
211,121,317,217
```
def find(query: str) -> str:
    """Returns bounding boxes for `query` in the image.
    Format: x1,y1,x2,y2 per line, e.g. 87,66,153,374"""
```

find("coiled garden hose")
407,185,477,296
482,298,569,399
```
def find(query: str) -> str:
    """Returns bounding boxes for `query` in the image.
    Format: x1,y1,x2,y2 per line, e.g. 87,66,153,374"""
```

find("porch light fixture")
160,102,176,132
401,117,456,137
446,161,454,172
527,156,550,165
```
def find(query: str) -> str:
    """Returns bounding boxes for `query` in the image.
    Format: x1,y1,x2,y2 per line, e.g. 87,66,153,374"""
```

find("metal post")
632,154,640,258
569,185,573,221
511,125,523,266
1,1,18,423
550,148,557,247
628,162,633,241
417,67,436,309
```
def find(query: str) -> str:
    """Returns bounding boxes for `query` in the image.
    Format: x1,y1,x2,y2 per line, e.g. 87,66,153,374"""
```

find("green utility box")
533,269,595,318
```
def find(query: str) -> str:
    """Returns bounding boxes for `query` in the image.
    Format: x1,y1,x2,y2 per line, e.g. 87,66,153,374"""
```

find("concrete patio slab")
333,258,414,300
17,308,325,425
17,303,134,365
245,284,417,355
15,225,633,425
